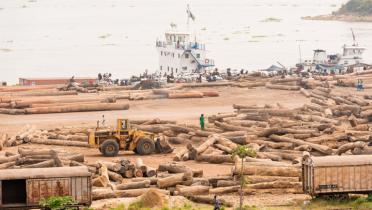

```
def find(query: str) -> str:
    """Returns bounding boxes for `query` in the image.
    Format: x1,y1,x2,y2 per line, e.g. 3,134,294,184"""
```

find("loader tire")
136,138,155,155
100,139,119,157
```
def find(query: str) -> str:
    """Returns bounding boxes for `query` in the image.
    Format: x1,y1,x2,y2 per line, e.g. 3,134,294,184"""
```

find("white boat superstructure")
155,5,214,78
156,30,214,77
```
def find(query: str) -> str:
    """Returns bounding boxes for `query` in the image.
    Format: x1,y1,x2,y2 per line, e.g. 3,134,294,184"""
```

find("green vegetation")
337,0,372,16
232,145,257,210
39,196,77,210
303,195,372,210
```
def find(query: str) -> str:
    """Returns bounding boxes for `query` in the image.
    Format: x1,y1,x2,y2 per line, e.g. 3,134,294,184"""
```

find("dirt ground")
0,86,320,208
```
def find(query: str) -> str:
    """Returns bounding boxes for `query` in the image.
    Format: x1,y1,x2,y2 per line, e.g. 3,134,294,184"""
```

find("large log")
98,161,123,173
209,185,240,194
24,103,129,114
336,141,366,155
132,124,169,133
30,138,89,147
232,162,301,177
131,177,158,185
173,148,189,161
22,159,55,168
92,188,169,200
216,180,239,187
214,121,253,132
158,162,191,173
265,83,300,91
245,175,299,184
107,170,124,182
115,188,170,198
181,82,233,88
300,88,310,97
225,120,267,128
270,134,333,155
174,185,210,196
245,181,302,189
195,135,218,154
215,136,238,150
168,92,203,99
157,171,193,188
196,154,234,164
186,195,233,207
115,180,151,190
0,161,16,169
242,187,302,195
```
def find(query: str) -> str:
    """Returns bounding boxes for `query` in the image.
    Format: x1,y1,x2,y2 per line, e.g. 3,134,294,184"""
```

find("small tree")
232,145,257,210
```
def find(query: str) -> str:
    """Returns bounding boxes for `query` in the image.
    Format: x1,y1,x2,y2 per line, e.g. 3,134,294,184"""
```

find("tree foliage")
232,145,257,160
337,0,372,16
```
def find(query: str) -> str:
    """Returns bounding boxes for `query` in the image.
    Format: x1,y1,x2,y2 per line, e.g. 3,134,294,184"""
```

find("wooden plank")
71,177,76,201
354,166,361,191
337,167,343,191
81,177,89,202
74,177,80,201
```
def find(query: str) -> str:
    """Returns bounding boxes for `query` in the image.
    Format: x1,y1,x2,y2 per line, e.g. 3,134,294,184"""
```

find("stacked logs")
0,147,84,170
1,125,91,148
129,89,219,100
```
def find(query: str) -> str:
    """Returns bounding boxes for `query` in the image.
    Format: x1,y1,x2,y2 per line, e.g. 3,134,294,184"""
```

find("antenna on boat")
351,28,357,46
298,44,302,64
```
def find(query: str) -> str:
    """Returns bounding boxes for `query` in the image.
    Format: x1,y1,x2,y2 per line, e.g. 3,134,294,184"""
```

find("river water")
1,0,372,84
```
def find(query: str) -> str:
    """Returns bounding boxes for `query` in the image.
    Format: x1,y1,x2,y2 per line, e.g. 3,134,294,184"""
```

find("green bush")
39,196,77,210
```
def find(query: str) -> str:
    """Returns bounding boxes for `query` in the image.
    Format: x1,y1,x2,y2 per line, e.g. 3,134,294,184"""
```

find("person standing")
213,195,221,210
199,114,205,130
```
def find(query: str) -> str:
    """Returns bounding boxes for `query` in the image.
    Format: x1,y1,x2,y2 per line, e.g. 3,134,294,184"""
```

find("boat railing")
156,41,206,50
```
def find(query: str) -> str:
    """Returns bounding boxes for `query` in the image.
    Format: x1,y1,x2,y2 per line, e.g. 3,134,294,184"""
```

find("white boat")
299,29,367,74
155,5,215,80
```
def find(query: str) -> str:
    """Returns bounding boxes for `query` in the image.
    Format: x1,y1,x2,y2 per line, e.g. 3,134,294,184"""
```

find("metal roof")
306,155,372,167
0,166,90,180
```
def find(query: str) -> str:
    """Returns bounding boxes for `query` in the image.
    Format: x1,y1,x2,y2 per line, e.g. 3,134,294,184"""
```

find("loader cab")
117,119,130,135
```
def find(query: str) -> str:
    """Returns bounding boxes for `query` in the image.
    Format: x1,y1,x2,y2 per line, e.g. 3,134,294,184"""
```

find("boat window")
185,54,189,59
196,54,200,58
160,66,162,70
178,54,180,58
161,51,163,56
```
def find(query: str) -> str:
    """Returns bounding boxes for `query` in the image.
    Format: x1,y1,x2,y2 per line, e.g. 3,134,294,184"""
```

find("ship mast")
351,28,357,46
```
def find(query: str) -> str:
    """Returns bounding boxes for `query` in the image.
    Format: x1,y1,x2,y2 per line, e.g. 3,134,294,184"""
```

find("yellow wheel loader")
88,119,173,157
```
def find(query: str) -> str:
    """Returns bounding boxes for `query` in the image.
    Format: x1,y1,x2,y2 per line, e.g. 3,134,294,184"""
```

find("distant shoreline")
302,14,372,22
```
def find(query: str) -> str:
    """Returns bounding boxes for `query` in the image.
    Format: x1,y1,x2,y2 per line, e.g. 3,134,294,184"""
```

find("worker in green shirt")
200,114,205,130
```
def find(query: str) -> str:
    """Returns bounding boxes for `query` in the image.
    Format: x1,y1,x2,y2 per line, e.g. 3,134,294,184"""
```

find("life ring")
205,59,209,64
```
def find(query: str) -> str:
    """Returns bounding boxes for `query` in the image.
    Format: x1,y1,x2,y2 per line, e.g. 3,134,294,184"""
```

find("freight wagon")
0,166,91,209
302,155,372,197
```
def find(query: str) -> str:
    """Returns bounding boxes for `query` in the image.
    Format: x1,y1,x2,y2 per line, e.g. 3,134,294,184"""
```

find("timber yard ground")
1,86,312,209
1,84,372,209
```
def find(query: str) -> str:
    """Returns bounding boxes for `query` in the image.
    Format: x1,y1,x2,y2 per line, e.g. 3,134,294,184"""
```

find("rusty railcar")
0,166,91,209
302,155,372,197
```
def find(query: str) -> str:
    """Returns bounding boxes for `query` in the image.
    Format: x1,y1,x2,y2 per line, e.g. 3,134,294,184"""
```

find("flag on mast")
187,4,195,21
